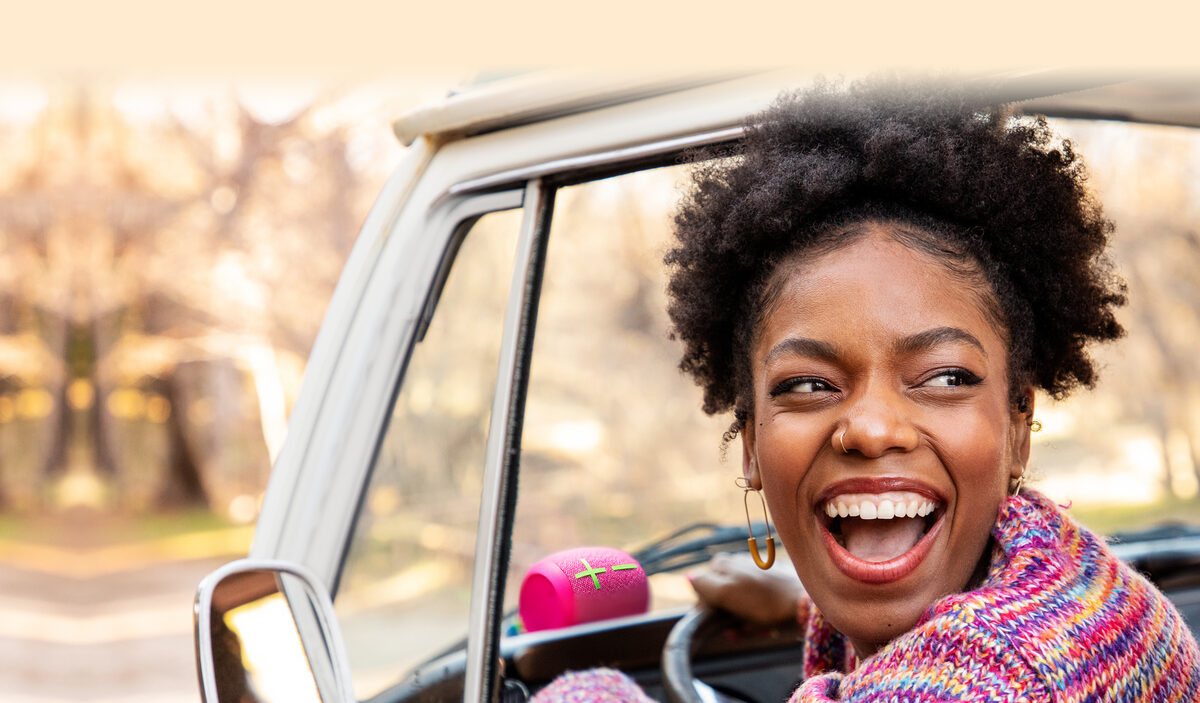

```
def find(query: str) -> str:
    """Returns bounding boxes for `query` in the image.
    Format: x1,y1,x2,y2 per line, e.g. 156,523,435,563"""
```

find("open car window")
336,208,523,699
505,163,742,623
497,115,1200,682
507,116,1200,606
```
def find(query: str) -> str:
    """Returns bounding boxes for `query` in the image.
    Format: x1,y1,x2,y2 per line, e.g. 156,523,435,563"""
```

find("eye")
770,377,838,397
922,369,983,388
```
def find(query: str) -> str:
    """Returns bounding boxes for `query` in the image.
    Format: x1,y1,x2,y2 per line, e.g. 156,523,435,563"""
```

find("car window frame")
454,130,745,702
330,187,526,598
460,179,554,703
341,131,749,703
252,76,797,667
324,187,527,699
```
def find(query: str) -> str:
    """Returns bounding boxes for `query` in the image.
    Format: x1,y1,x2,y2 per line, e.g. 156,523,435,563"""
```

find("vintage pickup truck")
193,71,1200,703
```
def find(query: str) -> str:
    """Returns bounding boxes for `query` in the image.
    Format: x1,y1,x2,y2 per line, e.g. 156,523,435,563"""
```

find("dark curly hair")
665,78,1127,430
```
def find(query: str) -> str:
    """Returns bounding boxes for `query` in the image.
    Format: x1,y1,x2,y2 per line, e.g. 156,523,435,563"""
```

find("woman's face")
741,226,1031,658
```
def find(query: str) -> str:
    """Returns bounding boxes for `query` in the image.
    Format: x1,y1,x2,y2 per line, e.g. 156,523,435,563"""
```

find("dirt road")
0,513,248,703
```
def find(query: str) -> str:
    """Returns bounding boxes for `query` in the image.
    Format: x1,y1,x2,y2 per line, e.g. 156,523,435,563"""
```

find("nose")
836,381,920,458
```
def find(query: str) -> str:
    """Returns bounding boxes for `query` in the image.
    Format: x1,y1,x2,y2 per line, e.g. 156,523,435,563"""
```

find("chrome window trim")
253,141,435,558
308,187,526,592
252,180,525,593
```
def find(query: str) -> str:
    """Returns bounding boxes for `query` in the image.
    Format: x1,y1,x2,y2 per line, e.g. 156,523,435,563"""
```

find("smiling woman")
531,79,1200,702
745,230,1024,657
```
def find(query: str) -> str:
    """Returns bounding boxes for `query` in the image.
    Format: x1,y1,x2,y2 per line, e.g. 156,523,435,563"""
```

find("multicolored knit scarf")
794,490,1200,701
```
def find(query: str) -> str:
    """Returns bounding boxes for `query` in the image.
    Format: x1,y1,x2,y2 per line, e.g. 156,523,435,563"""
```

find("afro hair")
665,78,1127,424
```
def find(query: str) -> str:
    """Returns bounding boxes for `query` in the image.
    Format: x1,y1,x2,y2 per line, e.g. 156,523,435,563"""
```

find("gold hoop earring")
837,430,848,455
1029,419,1043,432
736,477,775,570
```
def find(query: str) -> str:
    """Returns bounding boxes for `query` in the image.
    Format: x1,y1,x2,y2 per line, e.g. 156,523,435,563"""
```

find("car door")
240,72,1200,703
249,74,784,703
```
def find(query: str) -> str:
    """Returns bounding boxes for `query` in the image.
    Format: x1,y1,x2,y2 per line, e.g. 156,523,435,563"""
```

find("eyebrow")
894,327,987,357
763,326,986,365
765,337,841,364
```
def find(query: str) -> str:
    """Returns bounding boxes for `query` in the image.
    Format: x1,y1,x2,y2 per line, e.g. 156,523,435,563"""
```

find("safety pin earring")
737,476,776,570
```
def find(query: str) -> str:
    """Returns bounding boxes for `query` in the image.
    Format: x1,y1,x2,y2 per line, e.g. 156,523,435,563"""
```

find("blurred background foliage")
0,78,457,527
1035,118,1200,530
0,81,1195,537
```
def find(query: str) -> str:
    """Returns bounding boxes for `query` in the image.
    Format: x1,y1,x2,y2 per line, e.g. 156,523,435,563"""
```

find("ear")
1010,388,1034,481
741,414,762,490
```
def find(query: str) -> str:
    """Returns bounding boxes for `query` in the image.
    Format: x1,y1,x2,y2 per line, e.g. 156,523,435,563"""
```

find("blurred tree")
0,80,418,514
1043,118,1200,503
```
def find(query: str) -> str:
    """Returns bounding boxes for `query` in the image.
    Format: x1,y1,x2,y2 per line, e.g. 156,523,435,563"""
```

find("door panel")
336,208,522,699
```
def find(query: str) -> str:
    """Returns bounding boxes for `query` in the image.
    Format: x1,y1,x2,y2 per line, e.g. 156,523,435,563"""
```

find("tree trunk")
154,374,208,508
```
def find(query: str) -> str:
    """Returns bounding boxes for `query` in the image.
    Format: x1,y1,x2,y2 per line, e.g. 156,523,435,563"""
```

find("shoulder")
939,490,1200,699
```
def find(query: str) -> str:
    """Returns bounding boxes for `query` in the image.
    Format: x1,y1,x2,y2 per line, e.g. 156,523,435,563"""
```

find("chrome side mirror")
194,559,354,703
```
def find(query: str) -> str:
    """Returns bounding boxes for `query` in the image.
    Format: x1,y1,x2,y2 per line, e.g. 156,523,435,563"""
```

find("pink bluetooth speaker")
518,547,649,632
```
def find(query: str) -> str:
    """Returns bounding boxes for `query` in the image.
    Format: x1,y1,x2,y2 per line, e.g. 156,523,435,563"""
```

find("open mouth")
816,489,945,584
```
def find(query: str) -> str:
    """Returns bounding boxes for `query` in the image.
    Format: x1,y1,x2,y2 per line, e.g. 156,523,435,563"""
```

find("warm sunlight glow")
226,594,320,703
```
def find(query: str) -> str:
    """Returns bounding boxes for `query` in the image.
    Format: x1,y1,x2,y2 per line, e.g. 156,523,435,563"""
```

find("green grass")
0,508,239,546
0,514,40,542
101,509,240,542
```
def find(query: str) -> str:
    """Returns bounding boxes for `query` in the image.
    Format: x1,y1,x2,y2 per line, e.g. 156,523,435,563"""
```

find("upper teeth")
823,492,938,520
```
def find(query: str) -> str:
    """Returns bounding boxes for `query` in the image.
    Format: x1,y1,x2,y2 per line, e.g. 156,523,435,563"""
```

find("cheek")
753,417,824,520
937,408,1015,562
934,408,1015,489
755,415,823,469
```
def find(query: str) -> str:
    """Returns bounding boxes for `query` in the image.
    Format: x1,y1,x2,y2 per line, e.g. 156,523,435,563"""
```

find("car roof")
391,70,1200,148
390,70,746,146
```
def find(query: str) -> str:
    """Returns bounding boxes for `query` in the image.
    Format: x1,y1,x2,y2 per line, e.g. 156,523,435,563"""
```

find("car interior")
326,80,1200,703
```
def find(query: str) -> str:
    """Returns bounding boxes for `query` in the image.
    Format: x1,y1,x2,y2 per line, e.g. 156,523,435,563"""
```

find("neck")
849,639,880,660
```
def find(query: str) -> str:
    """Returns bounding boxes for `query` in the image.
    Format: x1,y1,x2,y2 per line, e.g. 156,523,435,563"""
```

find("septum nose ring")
837,430,848,454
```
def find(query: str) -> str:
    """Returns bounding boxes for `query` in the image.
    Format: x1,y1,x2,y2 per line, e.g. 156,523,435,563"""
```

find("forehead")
754,230,1009,361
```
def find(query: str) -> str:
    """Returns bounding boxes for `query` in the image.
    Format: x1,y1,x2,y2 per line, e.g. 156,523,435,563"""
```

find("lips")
815,478,946,585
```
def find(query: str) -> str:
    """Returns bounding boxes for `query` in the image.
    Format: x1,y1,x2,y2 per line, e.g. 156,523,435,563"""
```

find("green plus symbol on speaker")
573,559,638,590
573,559,606,589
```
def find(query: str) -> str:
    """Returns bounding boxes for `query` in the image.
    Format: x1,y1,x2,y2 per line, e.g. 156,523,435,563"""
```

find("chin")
815,586,939,657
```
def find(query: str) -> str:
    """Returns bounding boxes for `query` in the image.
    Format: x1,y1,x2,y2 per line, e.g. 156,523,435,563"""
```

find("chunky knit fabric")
529,667,656,702
531,491,1200,702
792,490,1200,701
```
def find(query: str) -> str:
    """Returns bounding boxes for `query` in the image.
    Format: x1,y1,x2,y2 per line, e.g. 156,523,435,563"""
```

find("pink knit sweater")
531,491,1200,702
